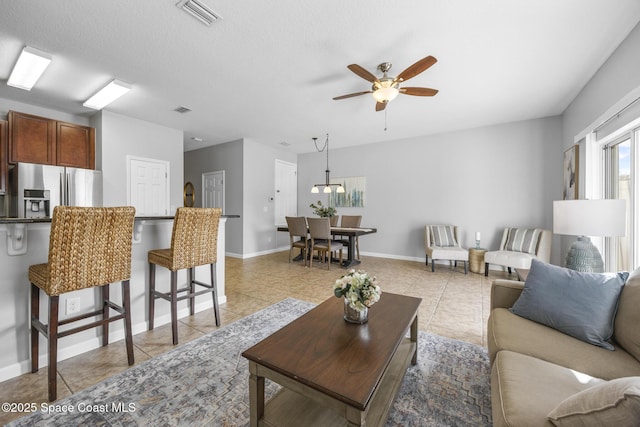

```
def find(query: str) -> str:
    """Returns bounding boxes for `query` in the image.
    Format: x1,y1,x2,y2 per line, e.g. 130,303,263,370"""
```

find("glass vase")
343,298,368,324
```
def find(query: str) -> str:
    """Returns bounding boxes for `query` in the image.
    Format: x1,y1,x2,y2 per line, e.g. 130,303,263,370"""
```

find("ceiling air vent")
174,106,192,113
176,0,222,26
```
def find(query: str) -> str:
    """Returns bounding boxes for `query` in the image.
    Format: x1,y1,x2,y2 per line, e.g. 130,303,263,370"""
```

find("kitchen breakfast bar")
0,214,237,383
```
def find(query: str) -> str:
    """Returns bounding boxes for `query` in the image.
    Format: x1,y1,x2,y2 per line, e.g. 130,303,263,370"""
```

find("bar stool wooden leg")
31,284,40,373
211,263,220,326
102,285,109,347
148,263,156,331
122,280,134,365
170,271,178,345
188,267,195,316
48,296,60,402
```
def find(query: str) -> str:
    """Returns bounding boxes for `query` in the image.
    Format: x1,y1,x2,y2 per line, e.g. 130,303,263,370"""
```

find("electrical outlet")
66,297,80,315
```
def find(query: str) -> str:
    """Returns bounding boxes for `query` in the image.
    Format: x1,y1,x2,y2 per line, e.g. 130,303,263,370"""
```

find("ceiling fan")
333,55,439,111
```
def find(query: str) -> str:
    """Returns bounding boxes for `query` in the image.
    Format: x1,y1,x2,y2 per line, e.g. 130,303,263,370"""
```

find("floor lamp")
553,199,626,272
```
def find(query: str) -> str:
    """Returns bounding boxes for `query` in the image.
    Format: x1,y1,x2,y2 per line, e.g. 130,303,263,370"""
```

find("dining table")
276,225,377,268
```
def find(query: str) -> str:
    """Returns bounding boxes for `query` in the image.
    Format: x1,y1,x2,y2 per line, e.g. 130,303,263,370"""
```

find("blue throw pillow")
510,259,628,350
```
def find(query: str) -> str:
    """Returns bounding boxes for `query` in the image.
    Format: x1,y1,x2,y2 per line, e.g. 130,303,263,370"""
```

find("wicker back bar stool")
148,207,222,345
29,206,136,402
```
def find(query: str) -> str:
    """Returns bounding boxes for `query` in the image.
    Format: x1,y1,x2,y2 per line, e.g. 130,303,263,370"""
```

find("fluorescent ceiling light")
7,46,52,91
83,79,131,110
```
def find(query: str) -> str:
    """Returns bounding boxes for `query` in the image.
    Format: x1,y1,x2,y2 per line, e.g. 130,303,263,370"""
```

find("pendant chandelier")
310,134,345,194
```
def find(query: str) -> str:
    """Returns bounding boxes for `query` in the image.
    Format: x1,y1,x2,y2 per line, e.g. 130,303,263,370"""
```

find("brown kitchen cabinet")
0,120,7,194
56,121,95,169
8,111,95,169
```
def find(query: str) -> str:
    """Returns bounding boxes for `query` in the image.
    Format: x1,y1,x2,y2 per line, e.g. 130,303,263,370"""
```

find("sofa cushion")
430,225,457,247
615,268,640,363
488,308,640,380
491,350,602,427
504,227,540,254
510,260,628,350
548,377,640,427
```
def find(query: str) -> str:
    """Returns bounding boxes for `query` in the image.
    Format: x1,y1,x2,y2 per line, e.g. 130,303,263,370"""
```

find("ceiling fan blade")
375,102,387,112
333,91,372,100
395,55,437,82
347,64,378,83
400,87,439,96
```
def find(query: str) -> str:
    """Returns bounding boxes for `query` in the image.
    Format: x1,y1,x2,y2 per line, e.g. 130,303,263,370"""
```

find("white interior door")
202,170,224,211
128,156,169,215
274,160,297,225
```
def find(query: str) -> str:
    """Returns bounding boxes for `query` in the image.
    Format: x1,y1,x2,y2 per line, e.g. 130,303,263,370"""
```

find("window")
592,121,640,271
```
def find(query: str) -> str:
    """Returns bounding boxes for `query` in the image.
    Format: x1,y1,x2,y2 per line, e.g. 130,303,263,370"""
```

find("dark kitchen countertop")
0,214,240,224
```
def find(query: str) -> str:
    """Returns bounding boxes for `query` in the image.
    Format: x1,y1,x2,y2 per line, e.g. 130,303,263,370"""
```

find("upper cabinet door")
8,111,56,165
56,121,95,169
0,120,6,194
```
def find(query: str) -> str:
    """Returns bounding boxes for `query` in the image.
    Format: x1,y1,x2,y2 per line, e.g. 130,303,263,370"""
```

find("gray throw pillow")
510,259,628,350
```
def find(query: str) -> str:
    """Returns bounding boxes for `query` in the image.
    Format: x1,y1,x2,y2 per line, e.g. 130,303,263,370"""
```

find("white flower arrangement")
333,269,381,312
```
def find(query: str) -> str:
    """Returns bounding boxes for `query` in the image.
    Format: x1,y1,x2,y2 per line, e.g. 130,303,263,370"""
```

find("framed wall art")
330,176,366,207
563,145,579,200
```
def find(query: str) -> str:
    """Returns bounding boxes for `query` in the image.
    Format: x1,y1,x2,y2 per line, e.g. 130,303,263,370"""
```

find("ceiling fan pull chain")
384,108,388,131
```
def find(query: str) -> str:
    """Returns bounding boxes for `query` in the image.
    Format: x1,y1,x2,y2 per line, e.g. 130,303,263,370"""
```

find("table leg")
411,314,418,365
341,235,361,268
248,361,265,427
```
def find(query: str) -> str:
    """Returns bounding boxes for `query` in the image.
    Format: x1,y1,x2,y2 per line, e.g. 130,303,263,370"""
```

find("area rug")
9,298,491,426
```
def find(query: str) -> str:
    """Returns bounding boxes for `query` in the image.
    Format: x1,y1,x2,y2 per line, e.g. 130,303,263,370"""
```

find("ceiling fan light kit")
333,55,439,111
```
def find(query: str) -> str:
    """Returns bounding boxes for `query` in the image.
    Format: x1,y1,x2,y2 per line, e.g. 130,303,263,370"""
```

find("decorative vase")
343,298,368,324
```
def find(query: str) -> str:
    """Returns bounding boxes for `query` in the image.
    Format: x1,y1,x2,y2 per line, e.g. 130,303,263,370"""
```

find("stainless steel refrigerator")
9,162,103,218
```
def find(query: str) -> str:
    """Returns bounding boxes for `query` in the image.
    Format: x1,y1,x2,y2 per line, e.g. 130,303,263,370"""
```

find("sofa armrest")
491,279,524,310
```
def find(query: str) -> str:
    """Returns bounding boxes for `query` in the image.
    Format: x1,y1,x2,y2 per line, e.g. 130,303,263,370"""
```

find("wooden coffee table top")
242,292,422,411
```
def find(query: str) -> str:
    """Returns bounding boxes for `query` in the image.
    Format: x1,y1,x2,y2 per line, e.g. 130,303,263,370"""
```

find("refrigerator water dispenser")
23,189,50,218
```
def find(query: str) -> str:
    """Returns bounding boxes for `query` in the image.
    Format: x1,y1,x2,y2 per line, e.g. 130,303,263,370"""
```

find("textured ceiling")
1,0,639,153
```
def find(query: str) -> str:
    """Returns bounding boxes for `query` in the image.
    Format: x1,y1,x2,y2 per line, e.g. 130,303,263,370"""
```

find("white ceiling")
1,0,640,154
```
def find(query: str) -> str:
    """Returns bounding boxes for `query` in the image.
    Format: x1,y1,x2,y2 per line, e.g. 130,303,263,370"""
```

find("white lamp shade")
553,199,626,237
323,186,332,194
311,186,319,194
336,186,345,194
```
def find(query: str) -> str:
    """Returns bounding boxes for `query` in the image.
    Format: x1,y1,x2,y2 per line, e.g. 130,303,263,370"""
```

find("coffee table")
242,293,422,427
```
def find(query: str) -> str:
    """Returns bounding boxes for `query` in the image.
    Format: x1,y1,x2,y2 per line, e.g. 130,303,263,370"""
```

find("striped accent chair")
484,227,552,276
425,225,469,274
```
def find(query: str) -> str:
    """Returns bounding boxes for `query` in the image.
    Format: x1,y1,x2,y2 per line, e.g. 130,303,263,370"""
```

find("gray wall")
184,138,296,256
93,110,184,211
184,139,244,254
298,117,564,264
563,21,640,149
559,21,640,262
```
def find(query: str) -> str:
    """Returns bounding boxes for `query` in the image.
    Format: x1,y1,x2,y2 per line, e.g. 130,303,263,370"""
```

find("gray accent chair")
484,228,552,276
424,225,468,274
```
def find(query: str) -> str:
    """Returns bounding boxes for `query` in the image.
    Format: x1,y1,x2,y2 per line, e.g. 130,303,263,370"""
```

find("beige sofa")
487,267,640,426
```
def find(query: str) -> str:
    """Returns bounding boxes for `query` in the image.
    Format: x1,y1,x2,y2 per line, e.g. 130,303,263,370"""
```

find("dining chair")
148,207,222,345
339,215,362,260
29,206,136,401
307,217,343,270
285,216,309,266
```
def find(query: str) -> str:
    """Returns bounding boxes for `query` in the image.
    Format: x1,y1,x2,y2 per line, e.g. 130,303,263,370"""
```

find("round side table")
469,248,487,274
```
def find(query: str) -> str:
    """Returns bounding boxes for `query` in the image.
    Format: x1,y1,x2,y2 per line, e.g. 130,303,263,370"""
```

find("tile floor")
0,251,514,424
